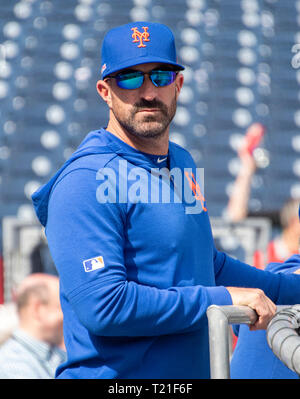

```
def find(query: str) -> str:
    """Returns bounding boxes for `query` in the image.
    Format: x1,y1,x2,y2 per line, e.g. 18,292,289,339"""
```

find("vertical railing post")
207,305,291,379
207,305,231,379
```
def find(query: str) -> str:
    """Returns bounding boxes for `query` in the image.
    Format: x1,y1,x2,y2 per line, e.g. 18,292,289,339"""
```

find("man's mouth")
137,108,161,112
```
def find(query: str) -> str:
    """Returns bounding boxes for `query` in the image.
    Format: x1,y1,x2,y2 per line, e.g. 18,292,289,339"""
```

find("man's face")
39,280,64,347
98,63,184,139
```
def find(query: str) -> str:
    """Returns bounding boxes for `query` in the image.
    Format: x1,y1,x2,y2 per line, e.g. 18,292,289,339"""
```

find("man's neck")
106,118,169,156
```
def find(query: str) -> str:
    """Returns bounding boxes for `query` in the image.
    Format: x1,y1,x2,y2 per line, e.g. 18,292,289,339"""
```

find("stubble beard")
112,95,177,140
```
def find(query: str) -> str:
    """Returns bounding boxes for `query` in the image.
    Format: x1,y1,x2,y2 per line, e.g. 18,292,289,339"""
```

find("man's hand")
226,287,276,331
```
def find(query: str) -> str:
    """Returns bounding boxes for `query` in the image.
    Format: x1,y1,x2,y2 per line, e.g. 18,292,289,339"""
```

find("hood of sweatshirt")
32,128,179,227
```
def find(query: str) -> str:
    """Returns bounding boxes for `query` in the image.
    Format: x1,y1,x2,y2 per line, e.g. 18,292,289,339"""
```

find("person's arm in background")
226,123,265,222
226,152,256,222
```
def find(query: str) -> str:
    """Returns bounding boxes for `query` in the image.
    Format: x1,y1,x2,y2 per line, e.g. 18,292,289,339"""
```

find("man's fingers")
226,287,276,330
248,292,276,330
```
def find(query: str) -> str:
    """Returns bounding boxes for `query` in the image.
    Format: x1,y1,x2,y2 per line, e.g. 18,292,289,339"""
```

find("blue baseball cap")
100,21,185,79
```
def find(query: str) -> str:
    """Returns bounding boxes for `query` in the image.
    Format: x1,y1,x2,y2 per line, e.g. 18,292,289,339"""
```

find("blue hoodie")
32,128,300,379
231,254,300,379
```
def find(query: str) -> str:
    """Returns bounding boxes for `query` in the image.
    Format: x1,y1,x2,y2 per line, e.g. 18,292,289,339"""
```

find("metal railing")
206,304,292,379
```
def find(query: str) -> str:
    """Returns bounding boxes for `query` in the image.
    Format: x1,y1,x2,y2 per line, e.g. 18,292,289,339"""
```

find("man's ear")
96,80,112,108
175,73,184,99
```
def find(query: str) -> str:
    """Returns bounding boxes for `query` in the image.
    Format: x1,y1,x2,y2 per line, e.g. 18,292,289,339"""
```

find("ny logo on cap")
131,26,150,48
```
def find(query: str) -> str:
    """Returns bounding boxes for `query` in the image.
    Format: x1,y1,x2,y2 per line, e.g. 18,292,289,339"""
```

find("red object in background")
232,331,238,351
253,241,286,270
239,123,266,157
0,256,3,304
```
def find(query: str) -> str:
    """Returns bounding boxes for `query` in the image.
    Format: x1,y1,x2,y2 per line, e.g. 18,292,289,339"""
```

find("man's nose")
139,74,158,101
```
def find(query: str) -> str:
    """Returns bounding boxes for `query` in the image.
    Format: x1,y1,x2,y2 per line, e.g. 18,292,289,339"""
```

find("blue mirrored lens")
151,71,176,87
114,70,177,89
116,71,144,89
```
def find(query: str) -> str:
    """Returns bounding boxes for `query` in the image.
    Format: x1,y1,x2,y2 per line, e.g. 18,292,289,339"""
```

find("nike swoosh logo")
157,157,167,163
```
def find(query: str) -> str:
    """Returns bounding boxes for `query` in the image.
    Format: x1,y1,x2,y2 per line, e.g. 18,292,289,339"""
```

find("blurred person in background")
226,123,300,267
0,302,18,346
0,273,66,379
253,198,300,268
230,207,300,379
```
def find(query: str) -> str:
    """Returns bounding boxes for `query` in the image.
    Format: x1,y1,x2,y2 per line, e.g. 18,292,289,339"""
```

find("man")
0,273,66,379
32,21,300,379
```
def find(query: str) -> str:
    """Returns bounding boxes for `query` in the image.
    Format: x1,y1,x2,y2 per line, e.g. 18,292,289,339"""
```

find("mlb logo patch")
83,256,105,272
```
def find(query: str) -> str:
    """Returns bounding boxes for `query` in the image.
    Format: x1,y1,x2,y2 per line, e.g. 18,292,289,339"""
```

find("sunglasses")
106,68,178,90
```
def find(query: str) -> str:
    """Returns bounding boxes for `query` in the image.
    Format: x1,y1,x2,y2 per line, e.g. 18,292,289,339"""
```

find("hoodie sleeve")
46,167,232,337
213,248,300,305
